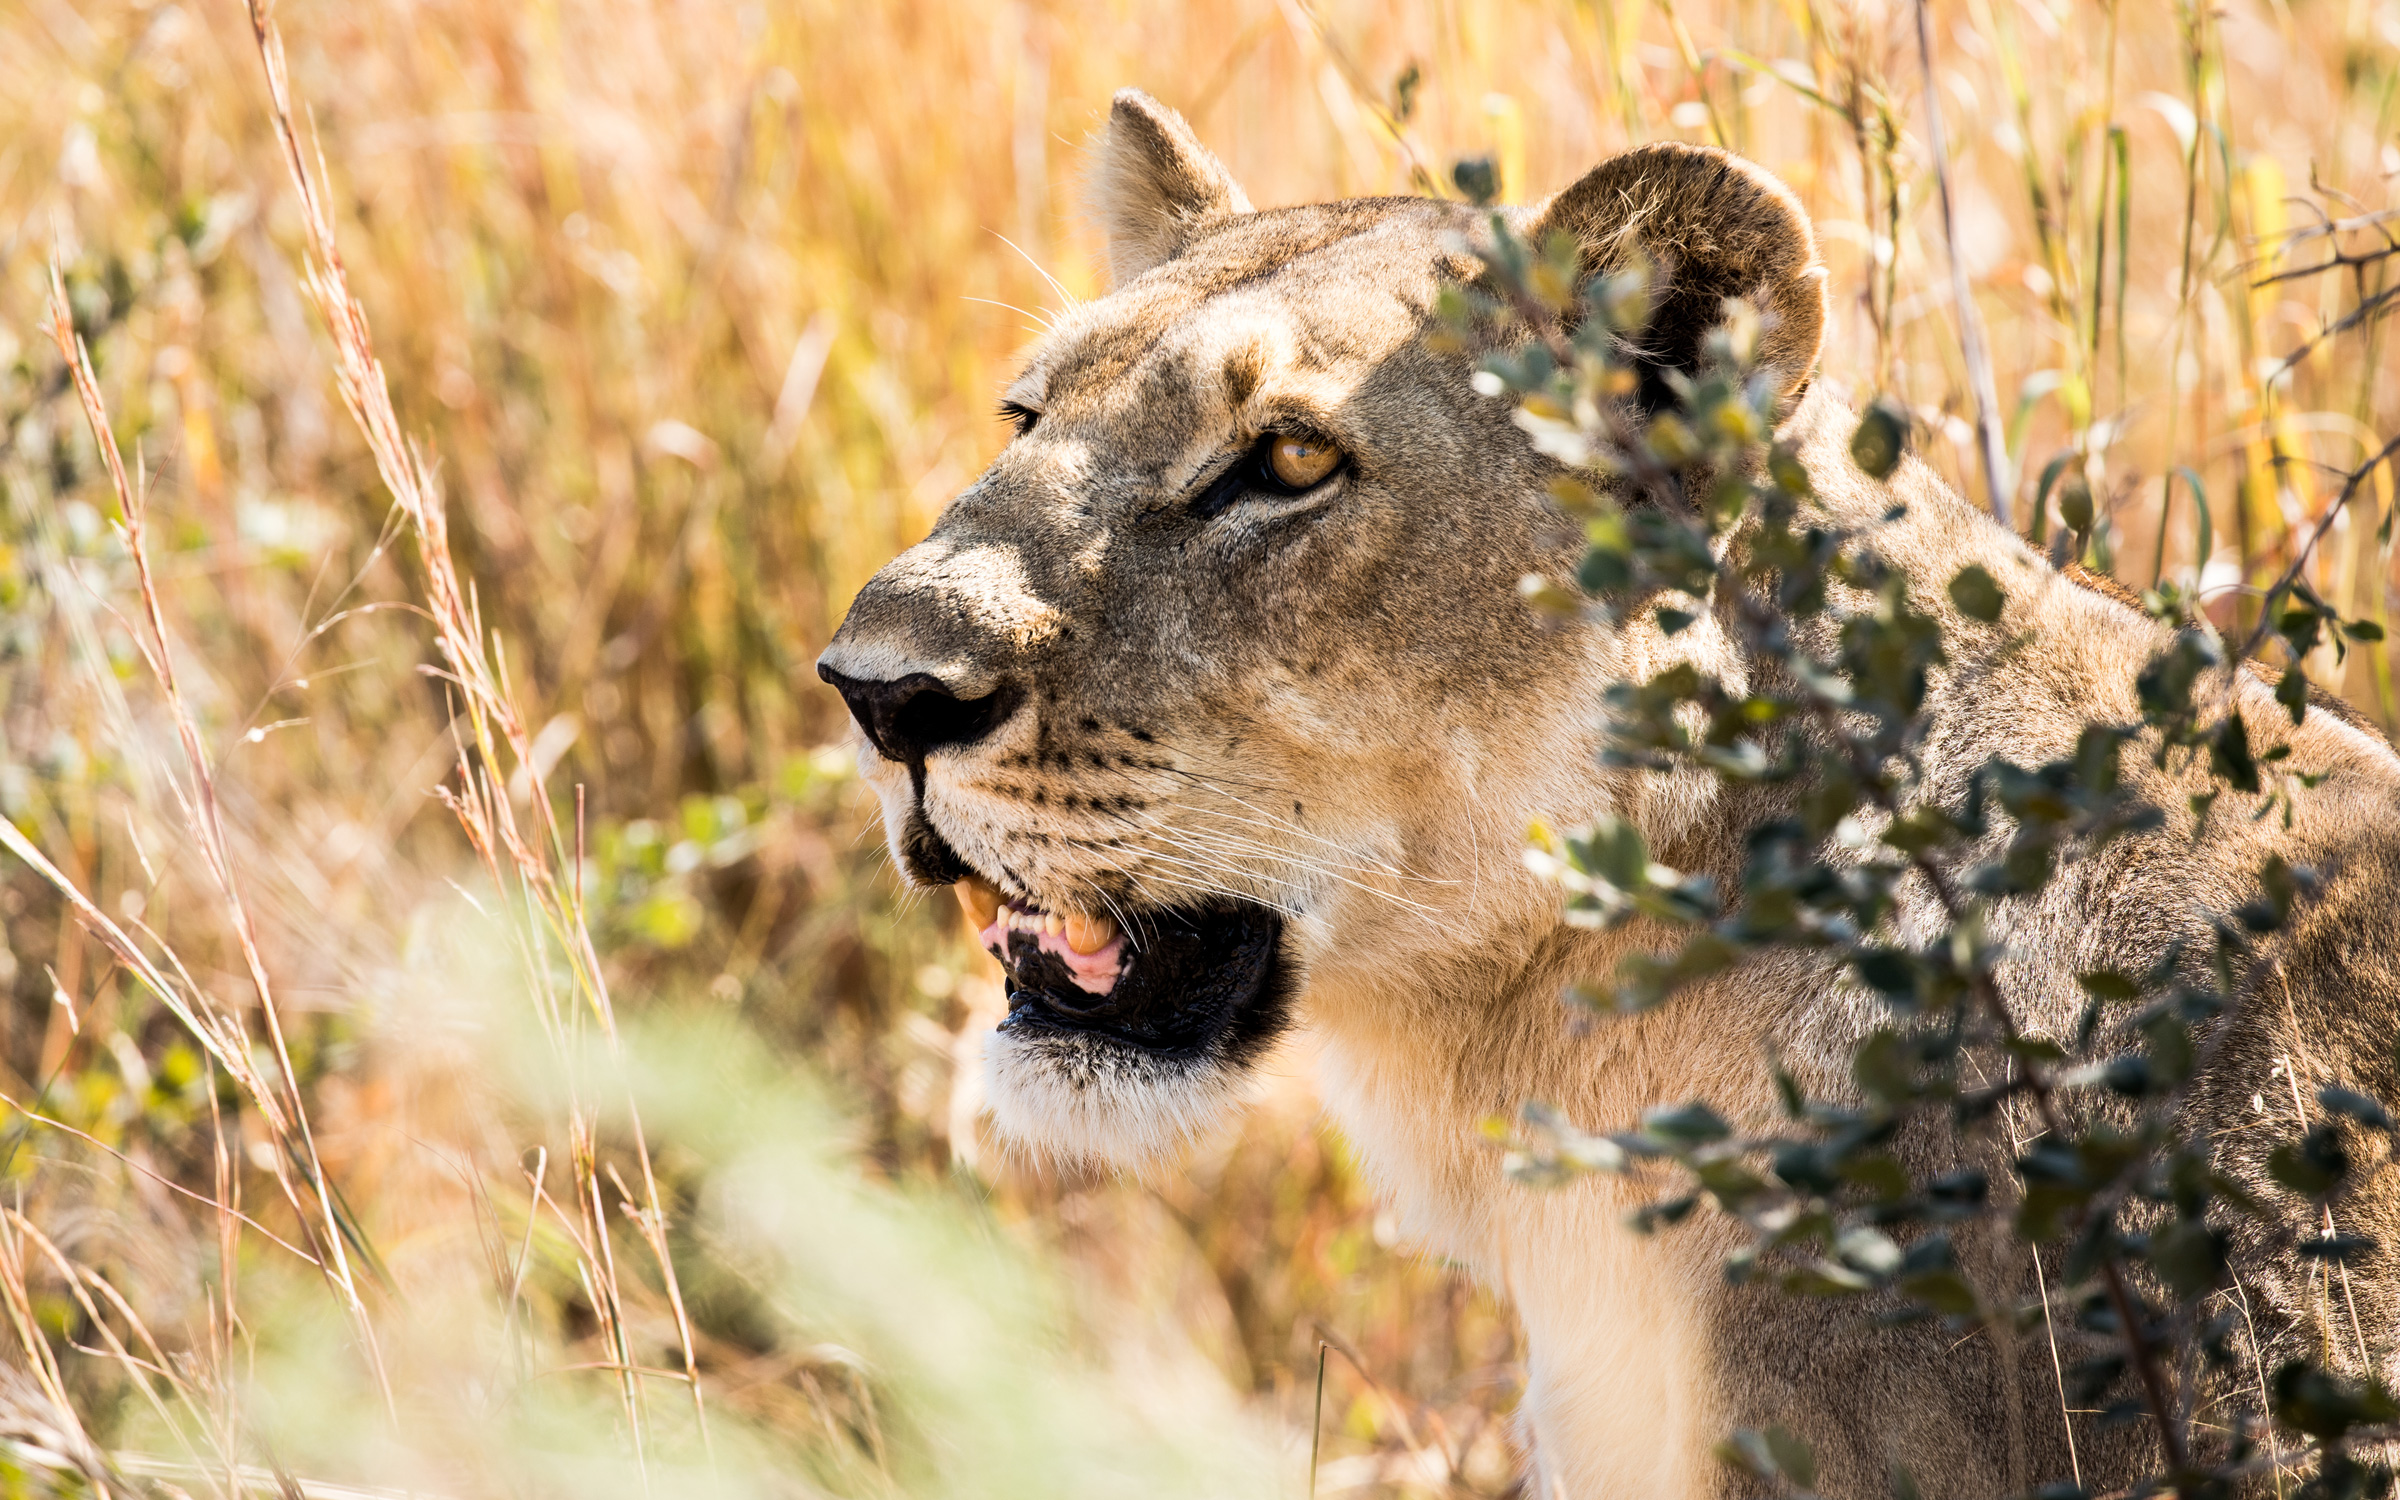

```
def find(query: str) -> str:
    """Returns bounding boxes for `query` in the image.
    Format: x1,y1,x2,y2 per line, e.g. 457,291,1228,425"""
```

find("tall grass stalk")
34,264,388,1414
240,0,708,1458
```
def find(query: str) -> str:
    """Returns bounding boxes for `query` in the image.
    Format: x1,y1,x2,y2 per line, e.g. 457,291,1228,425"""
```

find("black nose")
818,665,1019,765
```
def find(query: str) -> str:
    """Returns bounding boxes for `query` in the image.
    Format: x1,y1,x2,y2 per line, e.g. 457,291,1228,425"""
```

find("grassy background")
0,0,2392,1493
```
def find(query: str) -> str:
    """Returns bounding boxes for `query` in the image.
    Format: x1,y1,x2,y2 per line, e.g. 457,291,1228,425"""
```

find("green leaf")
2139,1013,2195,1088
1852,1029,1919,1107
1450,155,1499,207
1629,1194,1699,1234
2297,1233,2378,1265
1783,1261,1873,1297
2056,476,2094,536
2170,464,2211,586
1763,1426,1817,1489
1834,1224,1902,1277
1946,563,2005,622
1880,806,1959,858
1611,932,1740,1011
2209,709,2259,794
1838,1153,1910,1202
2270,1360,2400,1440
2098,1055,2153,1097
2275,664,2309,726
1850,398,1908,480
1897,1268,1980,1318
2029,450,2079,545
1642,1100,1732,1146
2004,1035,2066,1065
2149,1215,2228,1299
1715,1425,1818,1488
1853,948,1917,997
1655,605,1697,636
2318,1085,2394,1132
1772,1063,1805,1120
2074,969,2140,1002
1694,1157,1771,1210
2268,1125,2349,1197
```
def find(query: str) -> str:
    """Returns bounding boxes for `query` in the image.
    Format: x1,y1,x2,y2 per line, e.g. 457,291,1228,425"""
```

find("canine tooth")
1046,913,1065,937
1064,912,1117,954
956,876,1002,931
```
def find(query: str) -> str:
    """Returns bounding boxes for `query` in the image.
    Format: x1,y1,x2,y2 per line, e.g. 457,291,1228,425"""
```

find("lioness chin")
817,89,2400,1498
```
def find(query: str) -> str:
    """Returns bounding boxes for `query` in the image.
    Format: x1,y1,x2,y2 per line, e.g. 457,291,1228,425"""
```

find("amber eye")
1265,434,1342,491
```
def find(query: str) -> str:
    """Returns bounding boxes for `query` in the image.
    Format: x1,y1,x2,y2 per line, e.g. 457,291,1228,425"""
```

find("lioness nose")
817,665,1018,765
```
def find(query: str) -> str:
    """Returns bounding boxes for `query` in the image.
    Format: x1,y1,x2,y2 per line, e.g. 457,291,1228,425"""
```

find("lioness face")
818,92,1822,1166
819,207,1578,1164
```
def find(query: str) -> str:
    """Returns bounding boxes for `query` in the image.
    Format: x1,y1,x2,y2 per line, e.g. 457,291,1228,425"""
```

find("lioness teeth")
964,886,1121,959
1063,911,1117,955
954,874,1003,931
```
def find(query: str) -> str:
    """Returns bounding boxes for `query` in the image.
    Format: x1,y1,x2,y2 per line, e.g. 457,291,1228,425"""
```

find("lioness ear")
1525,142,1826,416
1090,88,1252,286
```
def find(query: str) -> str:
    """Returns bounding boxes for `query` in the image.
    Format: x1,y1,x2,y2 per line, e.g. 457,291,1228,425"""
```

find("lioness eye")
1266,435,1341,490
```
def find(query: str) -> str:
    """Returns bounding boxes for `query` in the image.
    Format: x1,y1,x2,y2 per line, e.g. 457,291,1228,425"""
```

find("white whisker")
989,231,1081,312
1163,771,1457,889
1157,821,1452,921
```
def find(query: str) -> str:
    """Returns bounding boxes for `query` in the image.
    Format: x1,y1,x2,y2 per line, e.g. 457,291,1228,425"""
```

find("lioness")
817,90,2400,1496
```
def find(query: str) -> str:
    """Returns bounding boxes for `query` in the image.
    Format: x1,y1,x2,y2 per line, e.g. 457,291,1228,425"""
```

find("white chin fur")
982,1025,1254,1169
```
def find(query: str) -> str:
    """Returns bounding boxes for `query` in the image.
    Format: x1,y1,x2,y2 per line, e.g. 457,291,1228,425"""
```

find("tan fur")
820,92,2400,1496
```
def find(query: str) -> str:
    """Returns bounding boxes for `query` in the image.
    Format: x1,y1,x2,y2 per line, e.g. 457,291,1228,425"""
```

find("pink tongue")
978,916,1124,996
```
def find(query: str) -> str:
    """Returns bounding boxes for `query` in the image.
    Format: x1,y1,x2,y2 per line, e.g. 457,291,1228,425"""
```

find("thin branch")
1913,0,2013,526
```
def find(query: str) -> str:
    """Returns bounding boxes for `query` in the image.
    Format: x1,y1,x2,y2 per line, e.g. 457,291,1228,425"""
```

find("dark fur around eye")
1189,433,1347,520
999,401,1040,438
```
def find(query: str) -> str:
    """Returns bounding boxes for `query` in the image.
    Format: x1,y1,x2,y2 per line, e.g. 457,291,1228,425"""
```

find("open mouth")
955,875,1292,1062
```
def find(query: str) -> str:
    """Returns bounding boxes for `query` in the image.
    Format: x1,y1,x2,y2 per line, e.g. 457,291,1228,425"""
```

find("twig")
1912,0,2013,525
2230,431,2400,667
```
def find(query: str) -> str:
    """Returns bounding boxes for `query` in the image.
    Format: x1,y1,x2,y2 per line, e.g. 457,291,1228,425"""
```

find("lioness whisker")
1117,838,1278,896
1143,830,1451,924
988,229,1080,313
1149,768,1429,877
1171,816,1454,888
959,295,1058,331
1060,837,1295,915
1064,873,1160,949
1105,864,1291,917
1097,792,1456,922
1139,806,1452,904
1166,828,1453,917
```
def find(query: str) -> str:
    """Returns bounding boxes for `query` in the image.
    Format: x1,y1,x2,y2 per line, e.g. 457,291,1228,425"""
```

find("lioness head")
817,90,1826,1166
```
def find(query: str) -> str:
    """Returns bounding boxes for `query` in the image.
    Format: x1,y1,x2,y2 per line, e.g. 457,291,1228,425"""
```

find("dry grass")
0,0,2391,1493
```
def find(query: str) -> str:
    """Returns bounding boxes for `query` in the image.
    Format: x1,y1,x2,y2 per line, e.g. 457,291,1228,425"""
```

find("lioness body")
820,92,2400,1495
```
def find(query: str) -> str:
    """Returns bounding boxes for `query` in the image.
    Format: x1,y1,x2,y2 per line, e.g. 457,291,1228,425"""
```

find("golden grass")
0,0,2391,1493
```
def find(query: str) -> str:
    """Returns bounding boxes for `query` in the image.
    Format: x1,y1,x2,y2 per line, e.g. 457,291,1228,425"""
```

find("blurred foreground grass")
0,0,2392,1493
